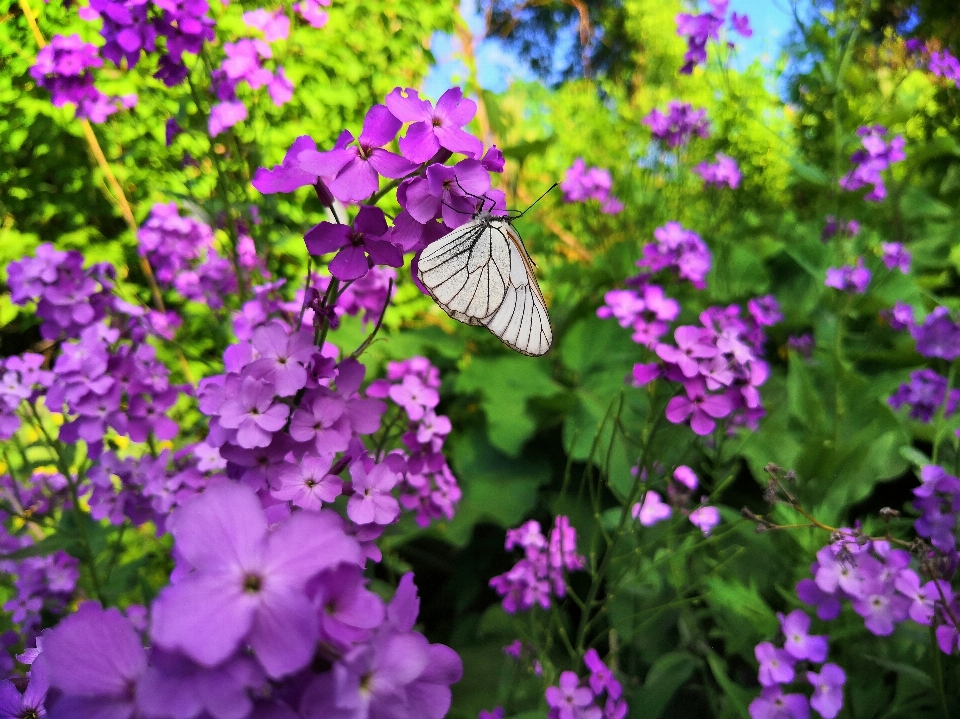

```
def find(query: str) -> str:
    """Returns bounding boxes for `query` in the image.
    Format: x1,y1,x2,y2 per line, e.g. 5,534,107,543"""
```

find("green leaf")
444,429,551,544
0,532,74,561
633,652,698,719
899,445,932,469
705,652,752,719
454,356,563,456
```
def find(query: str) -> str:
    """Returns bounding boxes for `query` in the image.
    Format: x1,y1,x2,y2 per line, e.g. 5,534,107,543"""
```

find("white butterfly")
417,211,553,356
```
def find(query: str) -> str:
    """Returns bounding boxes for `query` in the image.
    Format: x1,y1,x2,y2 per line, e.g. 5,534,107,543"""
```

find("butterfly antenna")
454,175,490,215
513,183,559,218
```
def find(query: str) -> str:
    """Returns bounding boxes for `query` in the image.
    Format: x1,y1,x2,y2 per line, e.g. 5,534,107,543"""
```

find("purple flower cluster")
631,465,721,535
643,102,710,148
0,470,77,640
79,0,215,87
824,258,870,294
29,34,136,123
255,86,504,284
820,216,860,242
796,522,957,650
888,369,960,422
367,357,461,526
839,125,906,202
545,649,627,719
0,354,53,440
7,244,115,340
893,305,960,360
37,483,461,718
694,152,741,188
597,283,679,346
749,610,845,719
87,447,217,533
294,0,330,28
560,158,624,214
636,221,712,289
490,517,584,614
242,8,290,43
210,38,293,135
675,0,752,74
929,49,960,88
137,201,237,308
646,301,775,434
880,242,911,273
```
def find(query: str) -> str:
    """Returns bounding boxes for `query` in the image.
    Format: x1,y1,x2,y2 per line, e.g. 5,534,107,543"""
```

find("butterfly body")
417,212,553,356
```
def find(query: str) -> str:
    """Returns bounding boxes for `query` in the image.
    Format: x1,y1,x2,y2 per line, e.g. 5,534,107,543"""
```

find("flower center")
243,573,263,593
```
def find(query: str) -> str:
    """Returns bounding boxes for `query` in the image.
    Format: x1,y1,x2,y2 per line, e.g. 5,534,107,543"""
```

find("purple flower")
657,326,718,378
643,102,710,148
217,376,290,448
299,574,462,719
304,205,403,281
840,125,906,202
29,34,130,123
881,242,911,273
675,3,725,74
889,369,960,422
639,222,712,288
631,491,672,526
0,656,48,718
44,603,147,719
135,649,263,719
910,306,960,360
779,610,828,662
665,378,733,435
806,663,845,719
694,153,741,188
545,671,594,719
271,454,343,509
730,12,753,37
930,50,960,87
164,117,182,146
755,642,794,686
347,459,401,525
824,257,870,294
561,158,624,213
294,0,329,28
796,578,841,621
402,159,491,227
150,482,361,677
242,8,290,42
688,505,720,535
209,100,248,136
301,104,417,202
248,322,316,397
386,86,483,163
894,570,944,624
268,67,294,106
748,686,810,719
310,565,385,649
254,136,322,195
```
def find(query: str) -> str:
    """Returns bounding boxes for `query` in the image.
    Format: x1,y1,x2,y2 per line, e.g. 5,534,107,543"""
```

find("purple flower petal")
330,246,371,281
359,104,402,148
329,157,379,202
385,87,432,123
305,222,351,256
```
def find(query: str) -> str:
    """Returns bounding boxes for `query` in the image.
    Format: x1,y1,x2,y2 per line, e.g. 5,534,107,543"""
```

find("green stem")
25,405,105,603
574,405,666,652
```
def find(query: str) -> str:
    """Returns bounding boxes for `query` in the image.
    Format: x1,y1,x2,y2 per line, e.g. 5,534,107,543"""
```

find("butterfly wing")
417,218,511,325
481,222,553,356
